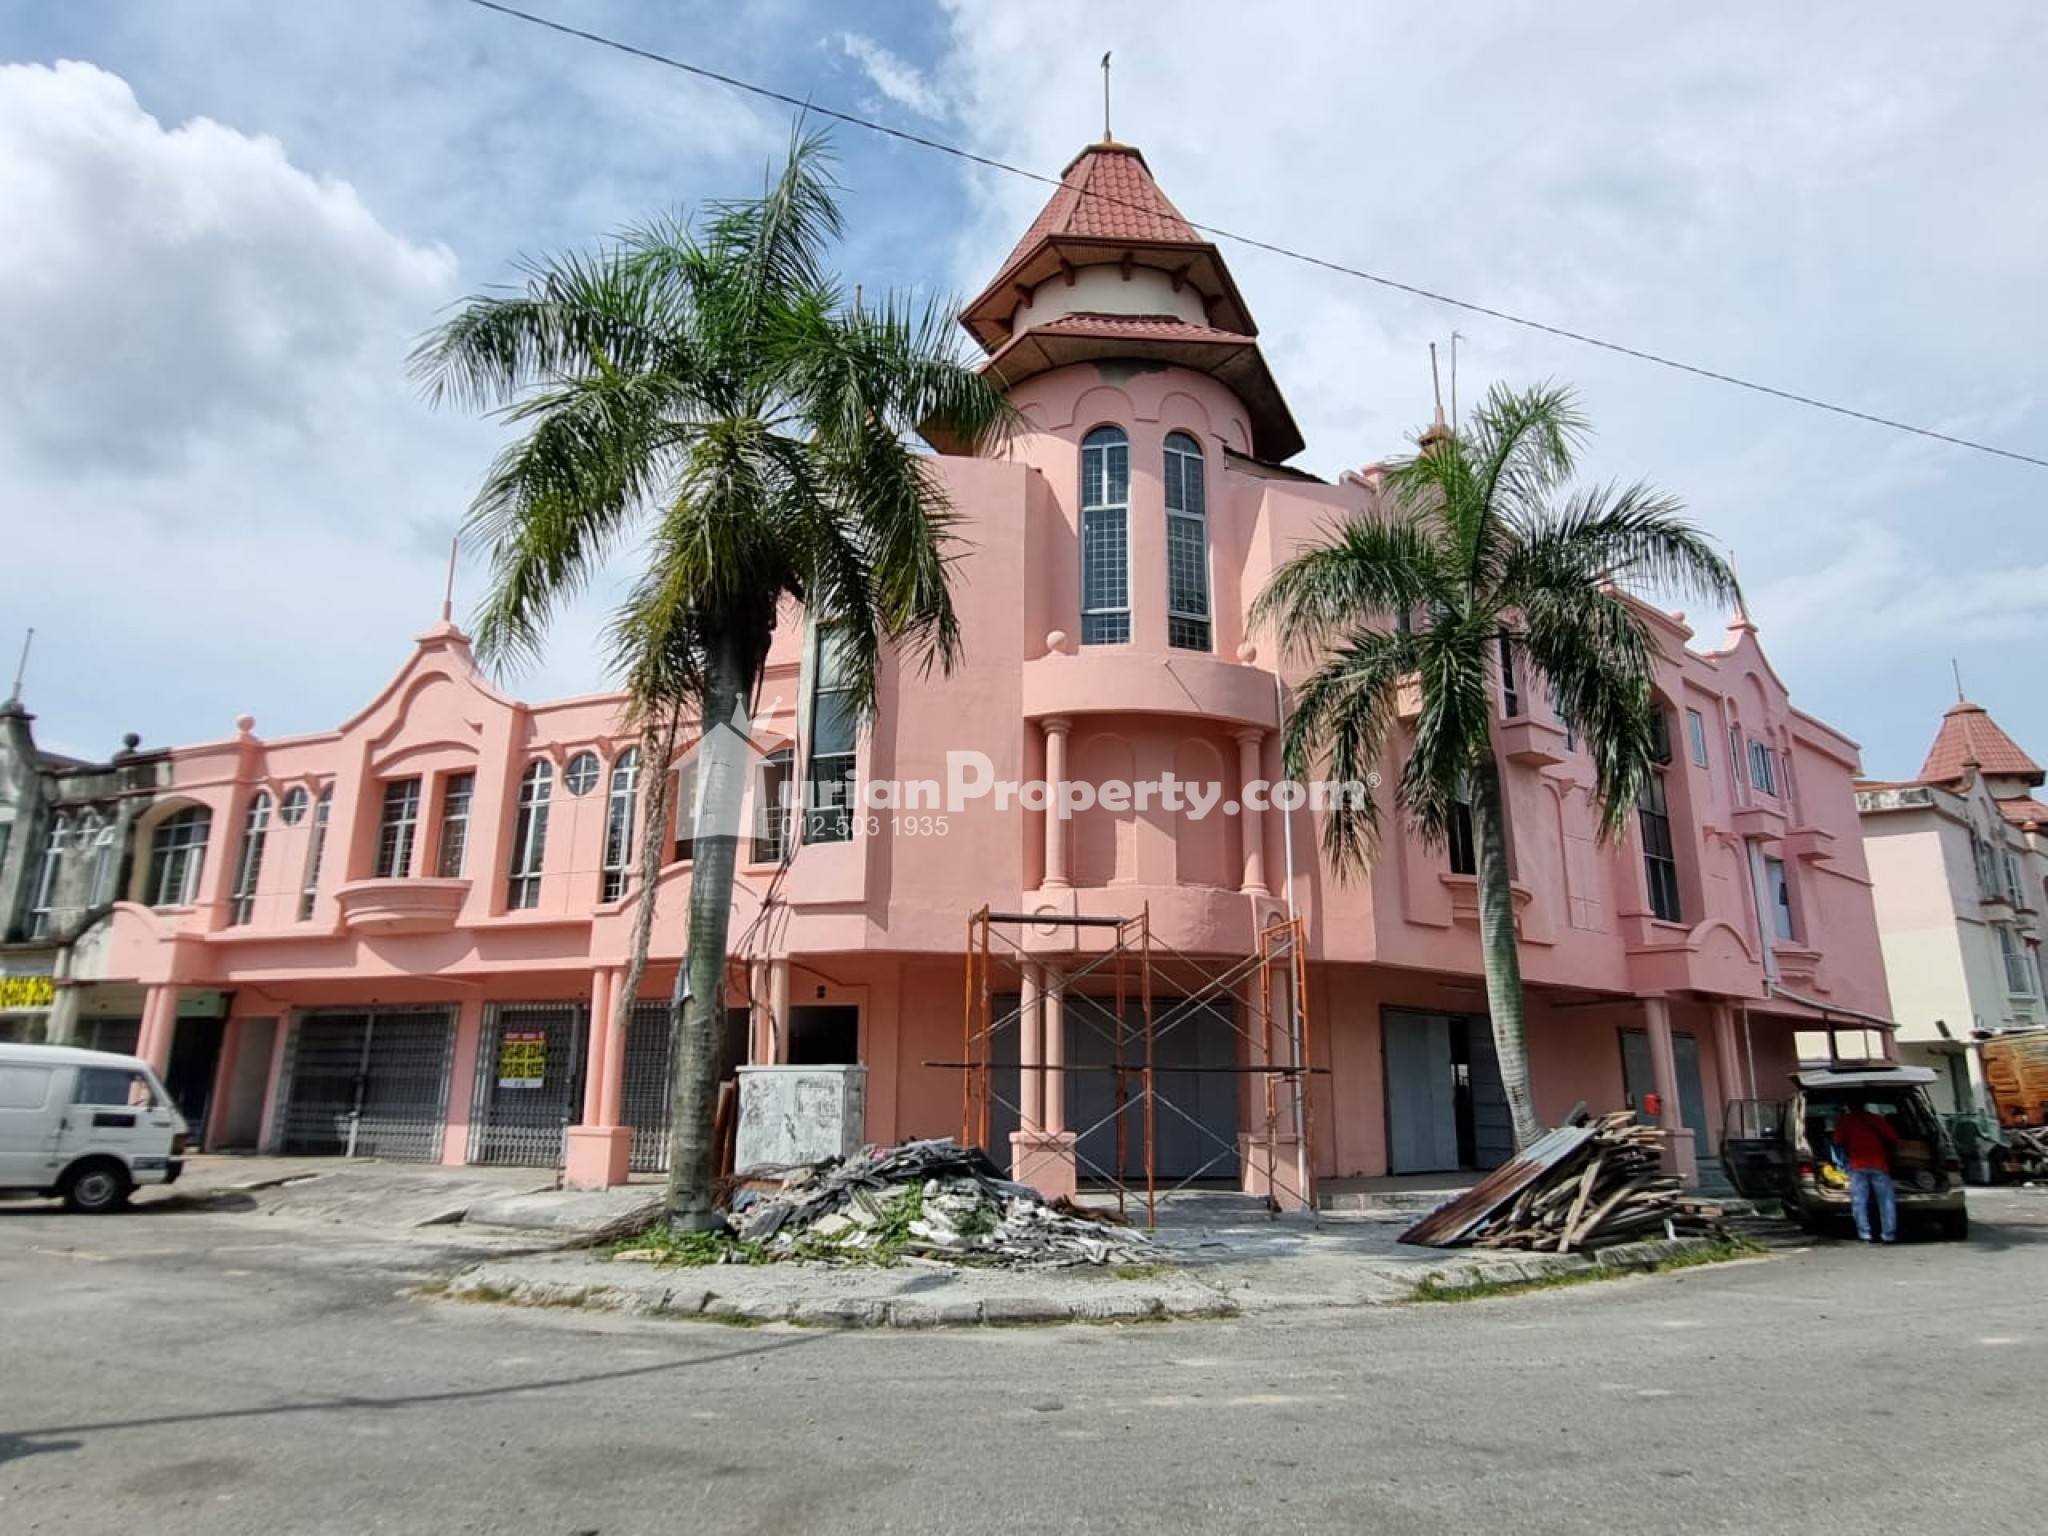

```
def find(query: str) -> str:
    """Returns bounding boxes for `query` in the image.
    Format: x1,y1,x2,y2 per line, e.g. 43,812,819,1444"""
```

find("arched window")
1638,706,1681,923
1079,425,1130,644
27,814,68,938
228,791,272,926
602,749,639,902
1163,431,1211,651
507,760,553,910
85,813,119,907
147,806,212,909
299,786,332,921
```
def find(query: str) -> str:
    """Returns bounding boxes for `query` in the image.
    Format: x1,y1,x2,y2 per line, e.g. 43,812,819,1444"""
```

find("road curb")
436,1234,1737,1328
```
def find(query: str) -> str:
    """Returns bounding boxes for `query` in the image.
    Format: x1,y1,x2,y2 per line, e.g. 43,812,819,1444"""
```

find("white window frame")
1765,855,1795,942
374,778,422,880
1163,430,1211,652
1079,425,1131,645
435,772,475,880
507,761,552,910
299,786,332,921
602,750,639,901
1685,708,1709,768
1747,738,1778,797
227,791,272,927
147,807,210,909
27,814,67,939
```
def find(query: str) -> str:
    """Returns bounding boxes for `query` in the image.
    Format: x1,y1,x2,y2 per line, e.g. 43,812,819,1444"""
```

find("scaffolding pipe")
1274,666,1313,1211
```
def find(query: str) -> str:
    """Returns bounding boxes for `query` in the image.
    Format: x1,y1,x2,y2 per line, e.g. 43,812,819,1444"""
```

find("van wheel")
62,1160,131,1214
1937,1211,1970,1242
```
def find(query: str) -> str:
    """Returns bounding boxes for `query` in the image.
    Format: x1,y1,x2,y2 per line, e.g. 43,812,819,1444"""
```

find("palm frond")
1518,584,1657,840
1282,627,1415,875
1502,482,1740,608
1252,513,1441,662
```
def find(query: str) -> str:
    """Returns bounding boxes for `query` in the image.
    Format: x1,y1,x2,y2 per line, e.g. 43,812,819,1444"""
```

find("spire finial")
1101,51,1112,142
6,627,31,707
441,537,458,624
1952,657,1967,704
1418,343,1452,453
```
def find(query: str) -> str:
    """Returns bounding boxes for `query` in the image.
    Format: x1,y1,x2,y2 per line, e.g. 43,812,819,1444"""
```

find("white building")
1858,700,2048,1113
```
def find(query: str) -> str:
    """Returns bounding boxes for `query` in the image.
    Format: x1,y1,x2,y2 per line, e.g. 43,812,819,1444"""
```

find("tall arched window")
299,786,332,921
28,814,68,938
507,760,553,910
147,806,212,908
602,748,639,902
1080,425,1130,644
85,813,119,907
228,791,272,927
1163,430,1210,651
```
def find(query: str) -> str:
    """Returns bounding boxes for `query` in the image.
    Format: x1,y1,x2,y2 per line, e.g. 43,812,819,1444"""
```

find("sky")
2,0,2043,780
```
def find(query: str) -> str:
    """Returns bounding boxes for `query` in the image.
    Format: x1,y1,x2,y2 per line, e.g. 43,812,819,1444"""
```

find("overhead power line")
460,0,2047,472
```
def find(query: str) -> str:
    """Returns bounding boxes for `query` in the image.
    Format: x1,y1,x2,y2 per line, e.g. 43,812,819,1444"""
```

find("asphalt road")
3,1189,2045,1536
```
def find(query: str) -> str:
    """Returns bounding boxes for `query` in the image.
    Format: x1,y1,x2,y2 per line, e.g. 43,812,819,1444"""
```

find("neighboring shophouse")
1858,700,2048,1114
0,695,179,1060
102,140,1894,1196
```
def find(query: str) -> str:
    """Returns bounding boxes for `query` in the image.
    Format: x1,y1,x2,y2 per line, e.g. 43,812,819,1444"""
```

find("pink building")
101,142,1894,1197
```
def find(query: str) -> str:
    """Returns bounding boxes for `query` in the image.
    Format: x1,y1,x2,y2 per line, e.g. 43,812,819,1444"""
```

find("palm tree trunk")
615,706,679,1027
1470,752,1543,1149
663,645,750,1230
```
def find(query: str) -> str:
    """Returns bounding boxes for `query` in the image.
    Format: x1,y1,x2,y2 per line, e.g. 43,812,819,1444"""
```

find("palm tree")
1253,383,1738,1150
411,130,1013,1228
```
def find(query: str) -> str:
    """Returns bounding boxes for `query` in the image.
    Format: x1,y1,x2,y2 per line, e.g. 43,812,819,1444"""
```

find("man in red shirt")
1834,1106,1900,1244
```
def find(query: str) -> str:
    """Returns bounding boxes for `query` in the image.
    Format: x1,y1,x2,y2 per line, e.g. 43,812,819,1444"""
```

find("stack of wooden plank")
1465,1112,1726,1253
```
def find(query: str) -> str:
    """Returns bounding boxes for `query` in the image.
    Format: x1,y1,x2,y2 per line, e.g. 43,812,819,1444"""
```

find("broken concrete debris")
730,1138,1158,1268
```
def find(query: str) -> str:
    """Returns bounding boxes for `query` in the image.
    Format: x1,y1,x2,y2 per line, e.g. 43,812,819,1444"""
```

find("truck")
1964,1030,2048,1182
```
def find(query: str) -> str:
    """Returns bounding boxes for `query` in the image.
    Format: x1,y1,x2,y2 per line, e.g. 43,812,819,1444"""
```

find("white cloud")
840,32,948,119
0,60,491,755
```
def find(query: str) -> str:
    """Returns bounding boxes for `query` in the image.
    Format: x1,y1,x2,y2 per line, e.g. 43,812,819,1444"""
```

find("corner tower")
959,141,1302,463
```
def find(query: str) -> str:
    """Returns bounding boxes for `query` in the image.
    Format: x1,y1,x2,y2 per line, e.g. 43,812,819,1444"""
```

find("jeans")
1849,1168,1897,1242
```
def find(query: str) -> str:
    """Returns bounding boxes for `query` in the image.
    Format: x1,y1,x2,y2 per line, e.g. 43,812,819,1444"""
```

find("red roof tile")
1917,701,2044,786
1999,797,2048,828
1016,312,1251,344
996,143,1199,270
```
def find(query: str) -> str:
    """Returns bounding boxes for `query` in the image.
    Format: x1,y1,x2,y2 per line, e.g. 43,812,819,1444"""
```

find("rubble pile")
1403,1111,1729,1252
731,1138,1159,1268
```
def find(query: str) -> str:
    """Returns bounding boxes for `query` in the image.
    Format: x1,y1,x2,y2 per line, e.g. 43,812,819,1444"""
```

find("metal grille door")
469,1004,586,1166
278,1008,455,1162
622,1002,673,1173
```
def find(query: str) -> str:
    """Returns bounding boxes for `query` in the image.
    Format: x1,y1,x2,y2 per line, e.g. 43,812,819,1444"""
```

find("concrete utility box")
735,1065,867,1171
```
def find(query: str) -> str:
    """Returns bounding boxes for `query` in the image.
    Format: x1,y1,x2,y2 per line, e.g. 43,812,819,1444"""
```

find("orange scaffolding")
950,904,1316,1225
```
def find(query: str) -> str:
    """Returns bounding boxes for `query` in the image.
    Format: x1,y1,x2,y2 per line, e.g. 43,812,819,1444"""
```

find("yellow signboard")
497,1029,547,1090
0,975,56,1011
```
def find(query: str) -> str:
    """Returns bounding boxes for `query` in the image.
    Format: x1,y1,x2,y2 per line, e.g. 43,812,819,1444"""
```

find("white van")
0,1044,189,1212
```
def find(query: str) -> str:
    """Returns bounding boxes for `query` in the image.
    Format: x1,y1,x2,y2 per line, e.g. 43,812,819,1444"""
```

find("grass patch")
1411,1238,1762,1304
1110,1262,1172,1281
607,1226,771,1268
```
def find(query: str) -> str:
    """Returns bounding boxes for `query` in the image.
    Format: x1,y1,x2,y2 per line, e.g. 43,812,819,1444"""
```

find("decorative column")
1011,962,1077,1199
566,967,632,1189
440,996,486,1168
1041,717,1072,890
1234,727,1269,896
1711,1001,1746,1109
137,984,176,1075
600,968,627,1129
1016,961,1044,1132
1644,996,1699,1187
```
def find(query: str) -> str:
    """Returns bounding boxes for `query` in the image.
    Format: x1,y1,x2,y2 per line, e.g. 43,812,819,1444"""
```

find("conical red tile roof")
1917,700,2043,786
995,143,1201,267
